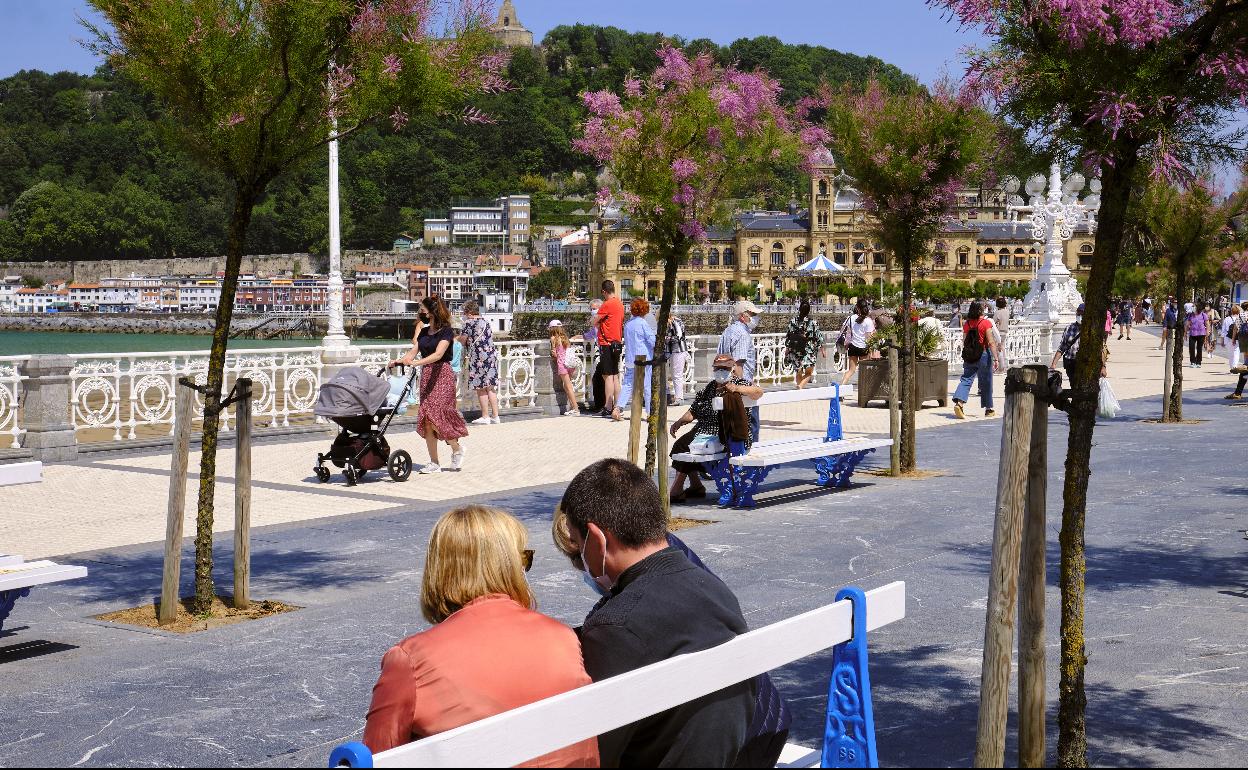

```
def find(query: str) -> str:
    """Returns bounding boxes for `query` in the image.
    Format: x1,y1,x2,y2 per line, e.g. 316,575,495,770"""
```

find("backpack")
962,321,985,363
667,318,688,356
785,319,808,358
1239,320,1248,353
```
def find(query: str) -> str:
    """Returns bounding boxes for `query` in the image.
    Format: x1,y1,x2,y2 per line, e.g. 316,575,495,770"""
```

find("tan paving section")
2,330,1239,559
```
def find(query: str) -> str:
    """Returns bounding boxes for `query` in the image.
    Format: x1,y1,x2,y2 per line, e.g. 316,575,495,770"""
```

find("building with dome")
588,156,1096,302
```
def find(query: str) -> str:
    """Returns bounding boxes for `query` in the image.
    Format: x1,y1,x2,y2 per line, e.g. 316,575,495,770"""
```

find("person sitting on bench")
667,354,762,505
559,459,756,767
363,505,599,767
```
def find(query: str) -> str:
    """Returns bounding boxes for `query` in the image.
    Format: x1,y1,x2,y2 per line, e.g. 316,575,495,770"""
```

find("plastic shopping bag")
1097,377,1120,419
387,372,418,416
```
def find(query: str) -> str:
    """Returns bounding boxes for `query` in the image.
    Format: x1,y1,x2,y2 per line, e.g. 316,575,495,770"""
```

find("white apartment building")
423,194,531,250
14,286,69,312
428,259,475,308
0,276,23,312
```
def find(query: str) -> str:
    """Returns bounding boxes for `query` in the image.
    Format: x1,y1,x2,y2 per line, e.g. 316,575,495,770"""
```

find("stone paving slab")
0,368,1245,767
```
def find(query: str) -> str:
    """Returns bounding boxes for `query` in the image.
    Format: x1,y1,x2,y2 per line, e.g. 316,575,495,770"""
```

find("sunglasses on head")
521,549,534,572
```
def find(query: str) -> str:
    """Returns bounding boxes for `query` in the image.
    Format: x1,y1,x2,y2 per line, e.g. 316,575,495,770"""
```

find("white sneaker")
470,416,491,426
419,463,442,474
450,448,465,470
491,416,502,424
564,410,580,416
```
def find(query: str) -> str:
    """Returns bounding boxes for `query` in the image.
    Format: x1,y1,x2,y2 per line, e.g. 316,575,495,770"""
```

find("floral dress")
784,316,821,371
461,316,499,390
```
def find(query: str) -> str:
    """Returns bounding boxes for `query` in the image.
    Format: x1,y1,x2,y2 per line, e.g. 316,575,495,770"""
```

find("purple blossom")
678,220,708,242
582,89,624,118
671,158,698,181
382,54,403,79
624,77,643,98
390,107,409,130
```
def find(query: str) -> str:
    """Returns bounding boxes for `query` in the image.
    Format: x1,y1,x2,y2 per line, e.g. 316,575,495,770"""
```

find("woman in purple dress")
391,296,468,474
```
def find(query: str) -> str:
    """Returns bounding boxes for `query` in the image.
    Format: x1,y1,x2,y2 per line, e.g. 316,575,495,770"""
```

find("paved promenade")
1,327,1244,767
2,330,1240,559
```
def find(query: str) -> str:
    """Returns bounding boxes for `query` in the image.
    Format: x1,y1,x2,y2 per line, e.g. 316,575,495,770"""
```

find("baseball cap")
712,353,737,369
1077,303,1085,314
732,299,761,316
547,319,563,328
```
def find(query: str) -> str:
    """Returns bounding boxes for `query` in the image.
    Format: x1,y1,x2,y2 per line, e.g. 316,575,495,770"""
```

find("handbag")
836,317,850,349
1097,377,1120,419
688,434,725,455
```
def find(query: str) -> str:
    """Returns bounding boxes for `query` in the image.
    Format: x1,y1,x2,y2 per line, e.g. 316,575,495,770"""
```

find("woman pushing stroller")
390,295,468,474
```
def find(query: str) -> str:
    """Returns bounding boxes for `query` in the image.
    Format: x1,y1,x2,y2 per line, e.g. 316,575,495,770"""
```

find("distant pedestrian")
1186,303,1209,368
785,299,824,389
1052,303,1086,382
613,298,656,421
666,315,690,406
1205,302,1220,356
953,301,1001,419
839,298,875,390
595,281,625,416
1158,297,1178,351
993,297,1011,360
390,295,467,474
1224,304,1247,372
584,299,604,411
948,301,962,329
718,299,761,441
458,301,500,426
549,320,580,416
1116,298,1134,340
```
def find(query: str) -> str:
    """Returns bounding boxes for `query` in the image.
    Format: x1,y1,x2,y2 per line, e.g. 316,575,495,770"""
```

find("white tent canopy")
797,253,844,273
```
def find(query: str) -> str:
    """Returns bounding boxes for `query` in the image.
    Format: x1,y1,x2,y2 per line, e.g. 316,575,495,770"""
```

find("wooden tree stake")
233,378,253,610
159,381,195,625
1018,364,1049,767
888,346,901,476
627,355,646,466
974,366,1038,767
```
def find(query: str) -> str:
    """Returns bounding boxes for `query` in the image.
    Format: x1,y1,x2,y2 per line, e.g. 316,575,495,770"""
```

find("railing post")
18,354,78,462
534,341,560,416
691,336,717,386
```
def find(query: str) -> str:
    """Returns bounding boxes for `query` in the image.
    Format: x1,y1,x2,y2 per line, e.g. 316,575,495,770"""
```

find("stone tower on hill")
491,0,534,48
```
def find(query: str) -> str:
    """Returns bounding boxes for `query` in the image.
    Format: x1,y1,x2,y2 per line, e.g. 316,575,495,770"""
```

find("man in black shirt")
561,459,755,768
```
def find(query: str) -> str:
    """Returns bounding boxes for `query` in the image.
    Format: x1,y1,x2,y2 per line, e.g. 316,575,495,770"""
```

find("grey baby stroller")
313,365,416,486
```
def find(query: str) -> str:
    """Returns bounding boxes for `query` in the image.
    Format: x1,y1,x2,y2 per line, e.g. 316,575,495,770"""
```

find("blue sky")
0,0,984,84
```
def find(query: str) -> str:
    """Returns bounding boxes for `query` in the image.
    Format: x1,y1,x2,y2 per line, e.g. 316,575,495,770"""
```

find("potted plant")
856,318,950,408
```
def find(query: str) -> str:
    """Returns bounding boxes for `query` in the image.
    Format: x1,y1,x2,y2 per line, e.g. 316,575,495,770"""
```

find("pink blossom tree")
575,44,800,476
84,0,507,614
820,78,997,473
931,0,1248,763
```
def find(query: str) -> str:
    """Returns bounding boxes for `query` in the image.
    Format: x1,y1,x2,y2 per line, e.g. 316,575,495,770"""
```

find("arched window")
872,243,886,265
834,241,847,264
818,179,828,196
691,249,704,269
708,248,720,267
852,241,866,265
770,242,785,268
1014,247,1026,268
749,246,761,267
618,243,635,267
1079,243,1094,266
794,246,808,266
724,247,736,266
957,247,970,266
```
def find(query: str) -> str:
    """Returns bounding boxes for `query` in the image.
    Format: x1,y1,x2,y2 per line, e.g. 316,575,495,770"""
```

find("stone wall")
0,312,296,336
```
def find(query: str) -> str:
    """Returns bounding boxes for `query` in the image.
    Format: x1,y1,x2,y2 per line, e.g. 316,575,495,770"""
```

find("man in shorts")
595,280,625,417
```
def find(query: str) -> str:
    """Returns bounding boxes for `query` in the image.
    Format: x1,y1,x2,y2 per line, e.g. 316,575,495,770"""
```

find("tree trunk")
1055,153,1138,768
899,251,916,473
645,247,682,478
191,185,258,615
1165,270,1187,422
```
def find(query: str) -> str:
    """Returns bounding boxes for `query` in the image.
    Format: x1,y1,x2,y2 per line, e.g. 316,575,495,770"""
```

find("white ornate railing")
357,341,539,410
0,355,27,448
939,321,1054,368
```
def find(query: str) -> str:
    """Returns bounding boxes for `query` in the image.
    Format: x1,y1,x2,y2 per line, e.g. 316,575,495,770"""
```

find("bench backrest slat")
741,384,846,408
369,581,905,769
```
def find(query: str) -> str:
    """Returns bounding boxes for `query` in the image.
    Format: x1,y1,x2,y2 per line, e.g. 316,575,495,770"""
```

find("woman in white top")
1224,304,1246,372
839,298,876,387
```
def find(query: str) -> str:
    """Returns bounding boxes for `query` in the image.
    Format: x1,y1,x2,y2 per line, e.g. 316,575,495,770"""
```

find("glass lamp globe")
1025,174,1047,196
1002,175,1021,194
1063,172,1086,195
1089,178,1102,193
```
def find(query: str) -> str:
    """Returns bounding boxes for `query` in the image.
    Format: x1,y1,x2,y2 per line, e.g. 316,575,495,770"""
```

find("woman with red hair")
611,297,656,421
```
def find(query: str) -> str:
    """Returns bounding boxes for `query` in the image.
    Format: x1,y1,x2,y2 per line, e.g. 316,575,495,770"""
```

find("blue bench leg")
0,587,31,636
822,587,878,768
812,449,876,488
734,467,771,509
707,458,734,507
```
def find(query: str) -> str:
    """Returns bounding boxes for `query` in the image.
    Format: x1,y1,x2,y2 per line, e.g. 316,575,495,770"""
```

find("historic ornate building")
589,157,1095,301
490,0,534,48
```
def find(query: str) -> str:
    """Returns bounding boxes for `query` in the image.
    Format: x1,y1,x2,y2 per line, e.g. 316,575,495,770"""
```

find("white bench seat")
329,582,905,769
0,557,88,635
730,437,894,468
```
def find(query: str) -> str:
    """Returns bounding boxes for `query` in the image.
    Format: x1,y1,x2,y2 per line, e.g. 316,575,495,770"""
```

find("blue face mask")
582,569,609,598
579,535,615,595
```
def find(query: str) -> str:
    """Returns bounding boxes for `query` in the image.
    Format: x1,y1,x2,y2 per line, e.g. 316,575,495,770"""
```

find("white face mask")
746,314,759,331
713,369,732,384
579,534,614,594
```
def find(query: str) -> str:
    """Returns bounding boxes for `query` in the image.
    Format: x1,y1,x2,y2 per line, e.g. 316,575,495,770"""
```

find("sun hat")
732,299,761,316
547,319,563,328
712,353,737,369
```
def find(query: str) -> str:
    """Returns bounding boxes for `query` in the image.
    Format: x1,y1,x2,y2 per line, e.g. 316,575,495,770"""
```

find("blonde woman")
364,505,598,767
549,319,580,415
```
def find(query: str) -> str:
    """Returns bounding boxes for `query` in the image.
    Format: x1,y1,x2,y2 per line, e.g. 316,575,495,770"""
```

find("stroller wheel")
388,450,413,482
344,465,358,486
315,466,331,483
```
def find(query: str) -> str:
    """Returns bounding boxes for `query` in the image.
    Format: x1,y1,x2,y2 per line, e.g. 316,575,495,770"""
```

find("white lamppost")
1004,163,1101,325
321,69,359,371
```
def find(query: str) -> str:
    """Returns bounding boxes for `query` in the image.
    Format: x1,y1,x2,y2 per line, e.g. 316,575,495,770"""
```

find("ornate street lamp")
321,66,359,373
1003,163,1101,324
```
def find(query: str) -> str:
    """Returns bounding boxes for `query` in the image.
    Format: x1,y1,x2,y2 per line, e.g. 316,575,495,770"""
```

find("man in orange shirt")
594,280,625,416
